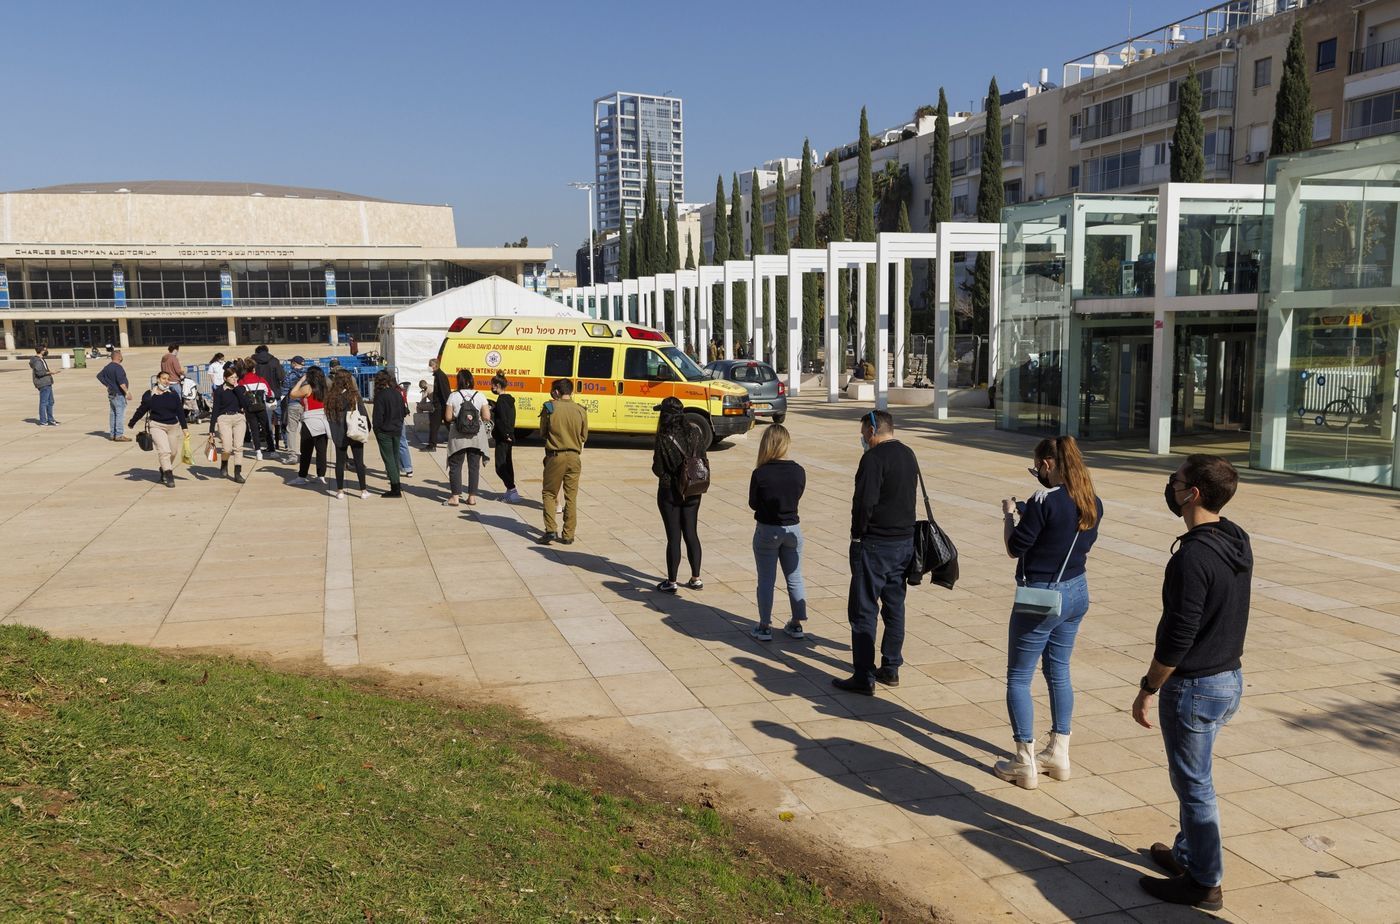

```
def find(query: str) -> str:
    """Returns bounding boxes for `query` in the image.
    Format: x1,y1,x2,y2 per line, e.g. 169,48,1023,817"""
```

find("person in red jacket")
237,360,277,459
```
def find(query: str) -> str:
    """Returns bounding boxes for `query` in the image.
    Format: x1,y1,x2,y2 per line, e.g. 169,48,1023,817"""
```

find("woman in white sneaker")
995,436,1102,789
290,366,329,485
747,424,807,642
325,368,370,499
444,370,491,507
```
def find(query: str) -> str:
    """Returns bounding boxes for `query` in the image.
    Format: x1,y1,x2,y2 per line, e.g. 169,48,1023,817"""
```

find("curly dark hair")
324,369,359,418
302,365,327,402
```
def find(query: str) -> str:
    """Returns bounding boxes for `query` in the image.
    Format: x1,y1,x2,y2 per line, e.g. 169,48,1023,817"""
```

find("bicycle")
1322,385,1381,431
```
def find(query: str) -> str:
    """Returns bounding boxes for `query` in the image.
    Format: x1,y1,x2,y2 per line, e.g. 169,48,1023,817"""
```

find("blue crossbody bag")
1011,531,1079,620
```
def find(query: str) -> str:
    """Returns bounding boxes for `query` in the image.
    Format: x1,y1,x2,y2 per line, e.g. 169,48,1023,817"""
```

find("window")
1253,57,1271,88
1317,37,1337,71
923,197,931,215
1068,164,1081,188
624,347,675,381
1248,123,1269,154
1313,109,1333,142
1036,125,1047,147
544,344,574,378
577,345,614,379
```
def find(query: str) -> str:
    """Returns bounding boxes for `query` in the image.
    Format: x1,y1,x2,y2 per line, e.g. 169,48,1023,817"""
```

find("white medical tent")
378,276,585,387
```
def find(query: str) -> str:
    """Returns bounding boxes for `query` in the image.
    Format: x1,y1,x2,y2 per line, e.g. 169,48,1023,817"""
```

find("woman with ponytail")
994,435,1103,789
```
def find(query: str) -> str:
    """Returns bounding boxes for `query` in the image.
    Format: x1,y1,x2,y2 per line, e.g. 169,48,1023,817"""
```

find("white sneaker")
292,476,308,485
256,450,263,461
332,490,345,500
360,490,371,499
317,476,327,485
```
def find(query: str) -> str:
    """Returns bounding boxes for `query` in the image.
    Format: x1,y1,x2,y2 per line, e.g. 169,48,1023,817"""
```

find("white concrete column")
825,251,841,404
893,259,906,388
229,316,240,347
988,248,1002,388
117,317,130,349
768,275,779,370
723,266,736,360
875,250,891,411
934,247,952,420
1258,307,1294,470
750,276,761,362
1148,309,1175,455
698,285,710,364
786,268,802,393
327,314,338,347
2,318,14,351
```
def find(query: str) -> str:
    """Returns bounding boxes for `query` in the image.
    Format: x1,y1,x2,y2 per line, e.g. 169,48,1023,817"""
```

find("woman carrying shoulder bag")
128,370,189,488
325,368,370,499
995,435,1103,790
444,370,491,507
652,396,707,593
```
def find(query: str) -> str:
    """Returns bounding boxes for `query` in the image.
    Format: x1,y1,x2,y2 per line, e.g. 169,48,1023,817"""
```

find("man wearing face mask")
833,410,918,695
1133,454,1252,912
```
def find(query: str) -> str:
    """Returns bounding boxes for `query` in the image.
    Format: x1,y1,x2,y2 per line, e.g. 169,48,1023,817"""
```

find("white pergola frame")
785,249,827,395
637,277,656,328
674,269,699,353
873,231,939,410
754,254,787,369
698,265,725,364
654,272,677,337
605,281,623,321
934,222,1002,419
723,260,755,361
826,242,876,403
621,279,638,324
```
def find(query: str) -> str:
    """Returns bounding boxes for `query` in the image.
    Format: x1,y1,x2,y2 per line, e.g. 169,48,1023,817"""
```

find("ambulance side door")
618,346,678,431
574,344,617,429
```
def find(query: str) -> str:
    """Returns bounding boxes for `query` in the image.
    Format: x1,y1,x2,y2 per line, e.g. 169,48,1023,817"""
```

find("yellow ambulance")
435,315,754,445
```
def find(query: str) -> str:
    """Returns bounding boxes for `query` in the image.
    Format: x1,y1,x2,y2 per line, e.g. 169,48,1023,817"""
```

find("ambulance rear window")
480,318,511,334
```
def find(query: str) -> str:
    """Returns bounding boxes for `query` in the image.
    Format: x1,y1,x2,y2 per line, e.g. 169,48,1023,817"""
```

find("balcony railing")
1349,38,1400,75
1342,118,1400,141
5,296,423,312
1003,143,1026,166
1079,90,1234,143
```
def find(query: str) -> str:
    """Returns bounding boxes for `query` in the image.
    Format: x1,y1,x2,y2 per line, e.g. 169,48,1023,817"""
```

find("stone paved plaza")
5,347,1400,923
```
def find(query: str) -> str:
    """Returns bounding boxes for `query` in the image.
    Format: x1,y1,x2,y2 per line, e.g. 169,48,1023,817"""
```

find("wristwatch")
1139,675,1160,695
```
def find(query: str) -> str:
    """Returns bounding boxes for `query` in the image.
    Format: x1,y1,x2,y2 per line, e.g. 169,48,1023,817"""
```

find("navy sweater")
1009,486,1102,583
749,459,805,526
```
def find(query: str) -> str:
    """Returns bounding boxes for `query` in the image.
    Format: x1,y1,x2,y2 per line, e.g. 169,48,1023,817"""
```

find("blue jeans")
399,424,412,473
1006,572,1090,742
108,394,127,437
753,524,807,628
38,385,55,424
847,536,913,684
1159,669,1242,888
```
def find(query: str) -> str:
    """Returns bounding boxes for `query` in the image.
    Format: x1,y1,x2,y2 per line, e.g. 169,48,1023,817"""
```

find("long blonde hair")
757,424,791,467
1035,436,1099,530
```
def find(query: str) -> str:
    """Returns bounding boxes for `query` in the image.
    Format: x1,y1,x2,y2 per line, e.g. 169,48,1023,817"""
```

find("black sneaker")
1139,873,1223,911
540,531,557,545
656,580,678,594
874,667,900,687
831,676,875,696
557,537,574,545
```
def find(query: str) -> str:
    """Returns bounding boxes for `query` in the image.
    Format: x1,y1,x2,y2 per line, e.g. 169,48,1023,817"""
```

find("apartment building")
593,92,685,234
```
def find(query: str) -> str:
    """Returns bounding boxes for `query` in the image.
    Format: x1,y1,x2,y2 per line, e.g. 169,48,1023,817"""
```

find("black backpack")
453,391,482,437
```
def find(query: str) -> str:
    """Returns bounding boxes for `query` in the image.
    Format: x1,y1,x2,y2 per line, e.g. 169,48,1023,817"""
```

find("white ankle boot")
994,740,1039,789
1035,732,1071,781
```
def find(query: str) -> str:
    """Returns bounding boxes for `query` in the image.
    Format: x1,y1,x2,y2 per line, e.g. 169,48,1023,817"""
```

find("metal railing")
1079,90,1234,143
5,295,422,312
1342,118,1400,141
1350,38,1400,75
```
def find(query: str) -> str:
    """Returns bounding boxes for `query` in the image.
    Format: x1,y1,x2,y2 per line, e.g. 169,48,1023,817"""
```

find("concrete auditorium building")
0,180,552,350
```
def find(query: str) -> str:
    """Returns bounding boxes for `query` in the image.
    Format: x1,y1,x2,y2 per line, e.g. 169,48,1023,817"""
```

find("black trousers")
298,427,328,478
335,439,367,491
427,401,445,448
495,440,515,490
657,486,702,582
246,407,275,451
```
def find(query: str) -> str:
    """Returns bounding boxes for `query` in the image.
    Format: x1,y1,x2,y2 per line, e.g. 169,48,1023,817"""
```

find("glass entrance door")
1081,327,1153,440
1208,333,1254,430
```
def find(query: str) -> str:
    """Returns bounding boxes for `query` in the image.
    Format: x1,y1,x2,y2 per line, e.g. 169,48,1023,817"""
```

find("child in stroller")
181,375,211,423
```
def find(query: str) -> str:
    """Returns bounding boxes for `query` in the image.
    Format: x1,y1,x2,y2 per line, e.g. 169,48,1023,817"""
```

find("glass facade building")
1253,133,1400,487
594,92,685,233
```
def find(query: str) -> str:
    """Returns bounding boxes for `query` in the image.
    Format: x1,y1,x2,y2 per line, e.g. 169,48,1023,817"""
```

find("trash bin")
73,350,87,369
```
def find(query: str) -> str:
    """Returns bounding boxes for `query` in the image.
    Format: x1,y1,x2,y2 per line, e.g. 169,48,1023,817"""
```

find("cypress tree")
617,219,630,283
730,173,746,344
798,139,819,364
1171,66,1205,182
665,200,679,332
828,159,848,364
772,163,790,370
856,107,876,366
648,190,665,278
971,77,1003,371
928,88,953,332
1271,21,1313,156
713,176,728,336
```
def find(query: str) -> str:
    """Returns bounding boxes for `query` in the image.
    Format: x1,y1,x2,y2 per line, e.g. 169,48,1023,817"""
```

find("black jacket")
851,439,918,541
372,387,406,434
491,393,516,443
253,349,284,394
652,420,706,505
432,369,451,407
1155,519,1253,678
749,459,805,526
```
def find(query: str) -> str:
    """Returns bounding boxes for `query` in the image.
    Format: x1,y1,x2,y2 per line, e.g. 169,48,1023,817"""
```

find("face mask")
860,436,870,453
1164,481,1188,517
1029,465,1052,489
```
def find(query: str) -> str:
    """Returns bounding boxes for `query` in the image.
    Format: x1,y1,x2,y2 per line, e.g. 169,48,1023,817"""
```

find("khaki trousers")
215,413,247,459
542,451,581,540
150,421,184,471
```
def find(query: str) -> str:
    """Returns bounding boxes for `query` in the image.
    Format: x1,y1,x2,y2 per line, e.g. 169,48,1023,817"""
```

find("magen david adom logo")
485,350,502,368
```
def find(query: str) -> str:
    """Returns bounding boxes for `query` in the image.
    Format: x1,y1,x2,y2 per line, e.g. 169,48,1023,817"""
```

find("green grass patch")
0,626,881,921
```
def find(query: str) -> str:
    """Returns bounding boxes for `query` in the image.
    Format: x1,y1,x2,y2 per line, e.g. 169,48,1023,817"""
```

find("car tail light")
626,326,665,341
778,381,787,397
447,317,471,333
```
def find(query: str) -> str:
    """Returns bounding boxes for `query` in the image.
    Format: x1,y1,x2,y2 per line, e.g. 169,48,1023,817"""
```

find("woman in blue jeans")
995,435,1102,789
747,425,807,642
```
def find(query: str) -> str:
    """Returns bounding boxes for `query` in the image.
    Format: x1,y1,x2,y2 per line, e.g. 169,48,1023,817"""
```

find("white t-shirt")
447,389,487,417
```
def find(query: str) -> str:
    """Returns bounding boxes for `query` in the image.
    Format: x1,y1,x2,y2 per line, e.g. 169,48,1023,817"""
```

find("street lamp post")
568,182,596,286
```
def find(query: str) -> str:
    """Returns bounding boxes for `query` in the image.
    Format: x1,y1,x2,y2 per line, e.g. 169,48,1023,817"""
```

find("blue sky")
7,0,1206,264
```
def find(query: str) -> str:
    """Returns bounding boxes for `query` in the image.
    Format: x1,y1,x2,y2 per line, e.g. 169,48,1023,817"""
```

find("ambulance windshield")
661,346,708,383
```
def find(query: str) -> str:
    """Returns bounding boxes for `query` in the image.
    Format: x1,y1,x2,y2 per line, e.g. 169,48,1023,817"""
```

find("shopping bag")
180,433,193,466
204,437,220,463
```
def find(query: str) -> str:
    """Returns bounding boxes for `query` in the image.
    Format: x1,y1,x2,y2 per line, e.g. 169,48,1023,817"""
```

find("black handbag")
136,418,154,452
907,467,959,589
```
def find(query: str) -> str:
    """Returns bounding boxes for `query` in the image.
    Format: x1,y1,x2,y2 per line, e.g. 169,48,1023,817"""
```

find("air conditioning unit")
1243,151,1265,164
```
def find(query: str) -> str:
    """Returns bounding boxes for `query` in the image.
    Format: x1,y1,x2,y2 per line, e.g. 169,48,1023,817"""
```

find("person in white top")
444,369,491,507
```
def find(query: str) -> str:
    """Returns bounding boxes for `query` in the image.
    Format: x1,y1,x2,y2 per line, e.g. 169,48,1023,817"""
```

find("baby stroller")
181,376,210,424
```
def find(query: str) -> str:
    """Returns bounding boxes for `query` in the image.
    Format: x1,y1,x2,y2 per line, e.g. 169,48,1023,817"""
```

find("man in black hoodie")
1133,454,1252,912
252,345,285,444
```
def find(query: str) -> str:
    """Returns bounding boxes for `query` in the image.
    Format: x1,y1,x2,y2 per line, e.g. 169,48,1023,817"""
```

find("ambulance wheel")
687,412,715,448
